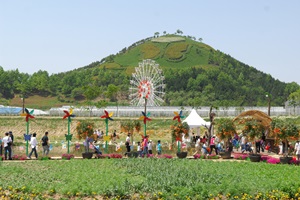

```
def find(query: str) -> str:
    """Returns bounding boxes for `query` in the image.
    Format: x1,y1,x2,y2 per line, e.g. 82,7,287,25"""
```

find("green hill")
92,35,213,73
1,34,299,109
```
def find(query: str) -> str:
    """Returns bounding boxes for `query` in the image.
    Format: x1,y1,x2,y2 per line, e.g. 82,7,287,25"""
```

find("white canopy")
183,109,210,128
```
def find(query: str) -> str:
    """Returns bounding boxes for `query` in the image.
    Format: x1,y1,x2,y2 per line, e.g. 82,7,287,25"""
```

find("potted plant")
171,122,189,158
76,120,95,159
216,118,236,159
240,119,265,162
271,118,299,164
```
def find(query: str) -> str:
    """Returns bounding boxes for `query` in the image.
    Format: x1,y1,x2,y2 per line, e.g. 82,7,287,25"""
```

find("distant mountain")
1,34,299,109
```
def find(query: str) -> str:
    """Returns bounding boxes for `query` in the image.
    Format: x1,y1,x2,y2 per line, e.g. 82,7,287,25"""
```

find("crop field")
1,158,300,199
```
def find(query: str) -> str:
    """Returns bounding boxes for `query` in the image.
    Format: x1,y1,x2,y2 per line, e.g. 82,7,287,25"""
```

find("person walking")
125,134,131,156
193,137,201,155
0,136,2,155
137,141,142,157
2,132,12,160
142,135,149,157
41,132,50,156
148,140,153,154
156,140,162,155
28,133,38,159
9,131,14,156
209,135,218,155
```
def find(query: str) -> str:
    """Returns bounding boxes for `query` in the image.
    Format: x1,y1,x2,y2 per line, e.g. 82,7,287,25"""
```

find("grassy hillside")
99,35,214,73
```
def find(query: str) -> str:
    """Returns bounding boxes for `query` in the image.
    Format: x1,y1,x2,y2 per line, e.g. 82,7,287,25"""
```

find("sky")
0,1,299,84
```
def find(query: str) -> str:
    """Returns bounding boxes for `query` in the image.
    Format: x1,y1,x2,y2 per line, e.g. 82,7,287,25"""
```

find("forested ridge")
1,34,299,109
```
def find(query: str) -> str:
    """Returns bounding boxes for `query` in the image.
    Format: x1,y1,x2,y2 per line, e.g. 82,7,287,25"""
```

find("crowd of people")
0,131,50,160
3,129,300,161
124,134,162,157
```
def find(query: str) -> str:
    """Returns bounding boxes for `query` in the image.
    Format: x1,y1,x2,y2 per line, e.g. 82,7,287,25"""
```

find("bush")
76,120,94,140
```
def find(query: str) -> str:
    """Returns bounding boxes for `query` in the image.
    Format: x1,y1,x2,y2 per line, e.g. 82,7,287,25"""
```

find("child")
148,140,153,154
156,140,162,155
137,141,142,157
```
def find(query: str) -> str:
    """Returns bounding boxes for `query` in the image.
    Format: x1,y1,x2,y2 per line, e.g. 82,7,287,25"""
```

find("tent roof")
183,109,210,128
233,110,272,127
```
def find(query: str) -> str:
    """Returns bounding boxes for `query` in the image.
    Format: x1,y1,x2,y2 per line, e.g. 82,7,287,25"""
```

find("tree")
105,84,120,116
198,38,203,42
288,89,300,115
176,29,183,35
163,31,166,35
83,85,100,117
154,32,160,37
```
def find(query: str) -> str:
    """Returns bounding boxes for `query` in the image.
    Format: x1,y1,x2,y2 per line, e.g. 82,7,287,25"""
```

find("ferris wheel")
129,59,165,106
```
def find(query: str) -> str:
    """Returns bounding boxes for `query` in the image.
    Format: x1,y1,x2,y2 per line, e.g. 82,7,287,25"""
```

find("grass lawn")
1,159,300,199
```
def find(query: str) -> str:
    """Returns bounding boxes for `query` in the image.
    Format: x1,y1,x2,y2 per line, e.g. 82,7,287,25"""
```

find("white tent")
183,109,210,128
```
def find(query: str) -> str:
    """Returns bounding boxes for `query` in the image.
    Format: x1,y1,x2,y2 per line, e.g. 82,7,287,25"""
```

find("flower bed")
266,157,280,164
95,154,123,159
61,154,74,160
157,154,173,159
12,155,27,160
232,153,249,160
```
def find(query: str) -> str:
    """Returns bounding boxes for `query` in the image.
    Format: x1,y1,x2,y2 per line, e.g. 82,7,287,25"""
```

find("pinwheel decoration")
20,108,35,156
101,110,114,153
173,110,185,123
63,108,75,121
139,111,151,136
21,108,35,122
62,108,75,153
101,110,114,122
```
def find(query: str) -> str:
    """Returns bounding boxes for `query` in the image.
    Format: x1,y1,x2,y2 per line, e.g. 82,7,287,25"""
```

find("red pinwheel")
173,110,185,123
63,108,75,120
139,111,151,124
101,110,114,121
21,108,35,122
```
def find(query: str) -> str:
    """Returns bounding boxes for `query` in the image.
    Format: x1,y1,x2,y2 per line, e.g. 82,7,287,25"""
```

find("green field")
1,159,300,199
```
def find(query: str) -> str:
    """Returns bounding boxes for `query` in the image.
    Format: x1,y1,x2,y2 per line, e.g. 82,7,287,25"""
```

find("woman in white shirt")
2,132,12,160
148,140,153,154
295,141,300,161
28,133,38,159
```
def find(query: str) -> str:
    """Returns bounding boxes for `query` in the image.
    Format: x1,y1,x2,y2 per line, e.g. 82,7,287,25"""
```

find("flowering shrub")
170,122,189,141
266,157,280,164
76,120,94,140
216,118,236,140
271,118,299,156
61,154,74,160
271,118,299,141
12,155,27,160
242,120,265,141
